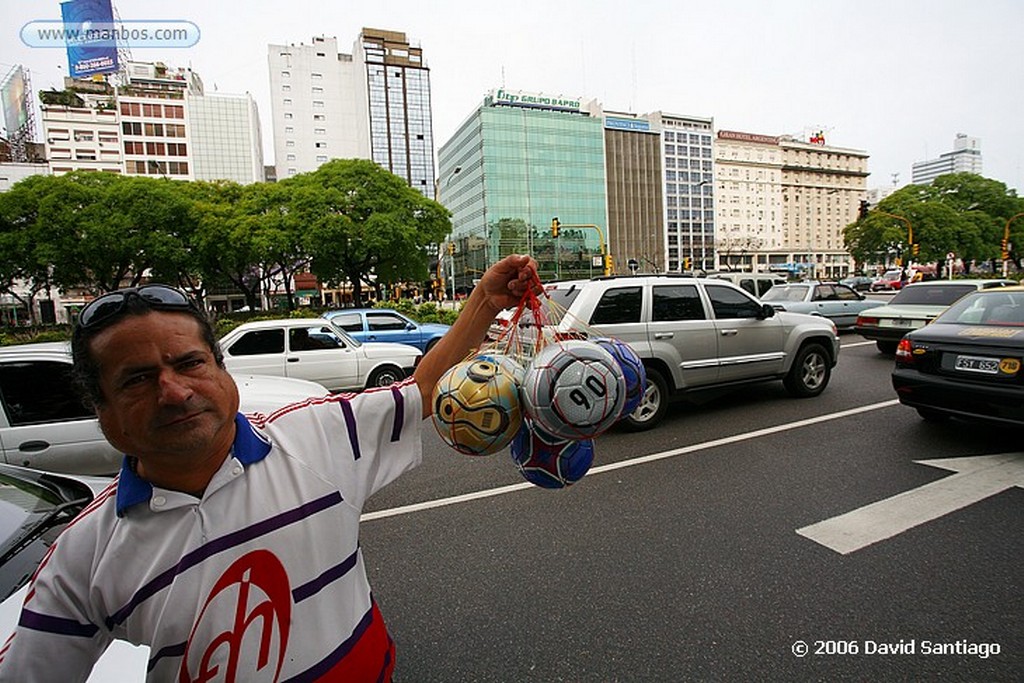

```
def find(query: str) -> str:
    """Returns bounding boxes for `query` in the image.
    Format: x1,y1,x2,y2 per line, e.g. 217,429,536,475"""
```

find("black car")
892,286,1024,424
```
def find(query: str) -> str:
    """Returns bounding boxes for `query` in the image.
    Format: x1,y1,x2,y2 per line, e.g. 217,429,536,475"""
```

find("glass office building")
438,90,608,288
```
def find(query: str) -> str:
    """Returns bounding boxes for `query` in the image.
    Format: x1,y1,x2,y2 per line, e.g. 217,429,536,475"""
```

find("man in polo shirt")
0,254,538,682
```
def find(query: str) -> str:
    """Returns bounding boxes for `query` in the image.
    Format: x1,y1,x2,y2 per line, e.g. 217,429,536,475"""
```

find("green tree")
0,175,65,324
843,173,1024,270
185,180,264,311
242,181,310,311
301,160,450,306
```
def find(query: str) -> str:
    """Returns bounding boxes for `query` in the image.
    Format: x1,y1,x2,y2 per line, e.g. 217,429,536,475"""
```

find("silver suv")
543,275,841,431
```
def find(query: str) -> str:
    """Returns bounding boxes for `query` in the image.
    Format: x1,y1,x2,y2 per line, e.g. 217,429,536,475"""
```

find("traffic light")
911,243,920,256
447,242,454,255
1002,237,1010,260
551,217,560,238
604,253,613,275
682,257,692,271
858,200,869,220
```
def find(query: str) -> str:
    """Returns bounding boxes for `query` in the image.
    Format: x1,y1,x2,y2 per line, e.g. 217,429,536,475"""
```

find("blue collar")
115,413,272,516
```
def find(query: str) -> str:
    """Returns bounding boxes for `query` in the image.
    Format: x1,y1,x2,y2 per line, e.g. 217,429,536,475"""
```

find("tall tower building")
911,133,982,185
268,29,435,196
648,112,715,272
437,89,607,288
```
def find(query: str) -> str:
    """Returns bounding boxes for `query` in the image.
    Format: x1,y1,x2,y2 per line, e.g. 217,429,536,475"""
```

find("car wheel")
620,366,669,432
876,340,898,355
916,407,950,422
366,365,404,389
783,342,831,397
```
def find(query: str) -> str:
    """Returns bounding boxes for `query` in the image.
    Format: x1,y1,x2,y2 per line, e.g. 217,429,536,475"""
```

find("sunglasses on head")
78,284,194,330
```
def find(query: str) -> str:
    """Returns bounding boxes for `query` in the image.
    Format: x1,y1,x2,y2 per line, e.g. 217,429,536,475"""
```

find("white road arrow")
797,452,1024,555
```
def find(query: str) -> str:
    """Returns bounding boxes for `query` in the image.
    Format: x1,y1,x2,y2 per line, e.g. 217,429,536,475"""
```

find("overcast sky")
4,0,1023,193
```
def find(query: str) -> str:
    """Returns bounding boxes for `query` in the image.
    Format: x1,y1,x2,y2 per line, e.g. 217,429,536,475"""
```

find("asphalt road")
361,331,1022,681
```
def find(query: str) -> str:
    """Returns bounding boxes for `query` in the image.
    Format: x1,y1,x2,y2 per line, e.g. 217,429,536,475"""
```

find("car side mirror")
406,322,416,330
759,303,776,319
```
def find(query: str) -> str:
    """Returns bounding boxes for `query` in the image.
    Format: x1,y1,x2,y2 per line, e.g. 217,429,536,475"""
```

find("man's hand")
474,254,540,315
413,254,539,418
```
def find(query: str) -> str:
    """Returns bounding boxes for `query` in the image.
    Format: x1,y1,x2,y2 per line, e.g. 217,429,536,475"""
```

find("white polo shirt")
0,379,422,682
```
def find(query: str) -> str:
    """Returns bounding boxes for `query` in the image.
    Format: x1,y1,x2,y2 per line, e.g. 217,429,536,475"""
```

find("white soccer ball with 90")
521,340,626,440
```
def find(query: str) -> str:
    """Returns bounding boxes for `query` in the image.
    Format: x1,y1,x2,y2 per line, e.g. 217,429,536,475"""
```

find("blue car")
322,308,450,353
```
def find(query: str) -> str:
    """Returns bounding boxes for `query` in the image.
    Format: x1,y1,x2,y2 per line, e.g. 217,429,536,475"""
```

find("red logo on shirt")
179,550,292,683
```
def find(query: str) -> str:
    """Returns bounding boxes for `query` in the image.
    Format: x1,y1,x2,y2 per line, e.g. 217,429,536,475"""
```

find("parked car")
855,279,1014,354
537,275,840,431
870,270,905,292
705,272,787,297
760,281,879,330
219,318,421,392
322,308,450,353
892,286,1024,424
839,275,875,292
0,464,149,681
0,342,327,475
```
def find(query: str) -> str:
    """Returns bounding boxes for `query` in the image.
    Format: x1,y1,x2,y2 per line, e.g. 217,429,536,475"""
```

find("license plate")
880,318,914,328
954,355,1001,374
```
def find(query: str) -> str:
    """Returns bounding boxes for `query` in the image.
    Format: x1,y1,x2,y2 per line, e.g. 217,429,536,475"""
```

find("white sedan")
0,342,328,476
219,318,422,392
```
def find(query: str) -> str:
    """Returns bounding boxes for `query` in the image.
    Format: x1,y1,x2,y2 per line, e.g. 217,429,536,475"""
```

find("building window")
313,114,325,121
316,155,328,162
315,142,327,148
281,70,290,78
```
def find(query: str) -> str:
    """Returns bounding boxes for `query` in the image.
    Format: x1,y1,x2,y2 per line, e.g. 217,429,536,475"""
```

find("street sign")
797,452,1024,554
627,258,639,273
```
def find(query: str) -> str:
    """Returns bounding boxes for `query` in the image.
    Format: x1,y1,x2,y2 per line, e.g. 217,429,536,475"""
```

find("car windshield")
889,284,977,306
0,469,92,600
934,290,1024,326
326,321,362,347
761,285,809,302
548,287,582,310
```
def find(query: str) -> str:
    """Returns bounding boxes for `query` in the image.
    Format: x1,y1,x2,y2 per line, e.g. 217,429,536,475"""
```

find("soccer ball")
592,337,647,418
520,340,626,440
510,419,595,489
432,357,522,455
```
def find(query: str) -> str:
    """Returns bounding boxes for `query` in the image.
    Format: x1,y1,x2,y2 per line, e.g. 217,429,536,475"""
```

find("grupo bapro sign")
488,88,582,113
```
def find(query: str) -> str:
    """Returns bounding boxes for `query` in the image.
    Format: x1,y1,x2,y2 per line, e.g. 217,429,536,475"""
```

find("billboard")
0,66,29,136
61,0,119,78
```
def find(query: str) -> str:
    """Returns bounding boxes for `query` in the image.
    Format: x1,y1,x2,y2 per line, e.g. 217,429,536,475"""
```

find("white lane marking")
797,452,1024,554
842,339,877,348
361,399,900,522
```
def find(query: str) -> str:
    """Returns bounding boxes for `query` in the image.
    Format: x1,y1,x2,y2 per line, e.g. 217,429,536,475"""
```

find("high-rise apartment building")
649,112,715,272
268,29,435,196
438,89,607,288
911,133,982,185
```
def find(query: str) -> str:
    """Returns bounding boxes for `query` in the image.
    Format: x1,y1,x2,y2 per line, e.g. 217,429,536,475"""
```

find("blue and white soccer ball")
592,337,647,418
510,419,595,489
520,340,626,440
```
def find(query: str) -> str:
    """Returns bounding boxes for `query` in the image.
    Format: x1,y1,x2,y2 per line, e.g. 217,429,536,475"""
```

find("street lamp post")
1002,212,1024,277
